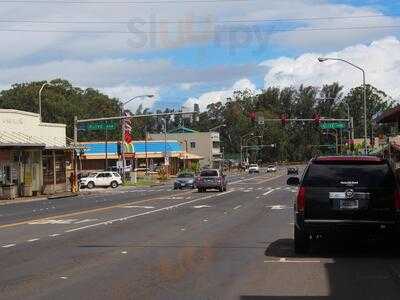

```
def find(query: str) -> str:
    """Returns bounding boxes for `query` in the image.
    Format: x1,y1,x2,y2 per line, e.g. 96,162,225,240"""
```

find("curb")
47,193,79,200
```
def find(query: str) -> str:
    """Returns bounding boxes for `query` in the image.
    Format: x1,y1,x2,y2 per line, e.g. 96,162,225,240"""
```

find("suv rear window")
200,170,218,177
303,162,396,188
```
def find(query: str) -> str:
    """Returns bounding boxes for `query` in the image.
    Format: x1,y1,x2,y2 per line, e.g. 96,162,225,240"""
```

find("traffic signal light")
281,114,288,126
314,114,321,126
249,112,256,123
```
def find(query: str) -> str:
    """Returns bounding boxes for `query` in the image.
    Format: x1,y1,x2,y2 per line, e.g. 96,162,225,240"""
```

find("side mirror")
287,177,300,186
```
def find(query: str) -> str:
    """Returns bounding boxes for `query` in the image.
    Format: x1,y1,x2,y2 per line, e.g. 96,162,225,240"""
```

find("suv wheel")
294,226,310,254
87,181,95,189
110,181,118,189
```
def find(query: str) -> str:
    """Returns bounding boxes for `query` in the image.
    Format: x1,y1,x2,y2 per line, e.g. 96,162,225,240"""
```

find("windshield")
200,170,219,177
250,164,258,167
178,173,193,178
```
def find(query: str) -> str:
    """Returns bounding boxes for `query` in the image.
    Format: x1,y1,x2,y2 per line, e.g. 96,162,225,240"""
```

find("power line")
0,14,392,24
0,24,399,34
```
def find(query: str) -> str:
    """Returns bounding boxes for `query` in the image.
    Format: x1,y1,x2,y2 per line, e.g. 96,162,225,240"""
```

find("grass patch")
123,176,158,187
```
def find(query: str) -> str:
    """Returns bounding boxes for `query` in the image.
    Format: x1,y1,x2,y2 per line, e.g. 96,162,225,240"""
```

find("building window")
212,141,220,148
190,141,196,149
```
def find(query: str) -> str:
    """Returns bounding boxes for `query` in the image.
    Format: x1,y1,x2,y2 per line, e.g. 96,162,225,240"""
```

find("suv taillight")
297,186,306,212
395,190,400,210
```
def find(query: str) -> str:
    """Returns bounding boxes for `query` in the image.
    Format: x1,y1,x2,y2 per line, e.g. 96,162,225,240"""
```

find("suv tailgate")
302,161,397,221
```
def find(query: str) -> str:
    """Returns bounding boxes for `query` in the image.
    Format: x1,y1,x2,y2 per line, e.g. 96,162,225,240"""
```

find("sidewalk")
0,191,79,206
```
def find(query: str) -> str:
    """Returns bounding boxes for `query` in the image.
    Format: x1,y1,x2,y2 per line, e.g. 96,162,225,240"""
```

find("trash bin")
2,184,16,200
22,184,33,197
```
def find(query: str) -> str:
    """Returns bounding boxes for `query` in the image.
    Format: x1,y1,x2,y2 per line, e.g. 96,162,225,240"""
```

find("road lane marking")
74,219,99,224
121,251,128,254
233,205,242,210
230,175,278,184
264,258,322,263
193,205,211,209
0,191,193,230
266,205,290,210
65,190,234,233
28,238,40,242
262,189,276,196
29,219,78,225
123,206,155,209
2,244,16,248
256,174,284,185
49,233,61,237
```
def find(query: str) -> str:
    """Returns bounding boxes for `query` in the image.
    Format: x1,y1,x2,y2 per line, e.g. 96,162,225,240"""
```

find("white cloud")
179,82,198,91
267,2,400,50
101,85,159,111
261,36,400,98
1,0,399,62
184,78,257,111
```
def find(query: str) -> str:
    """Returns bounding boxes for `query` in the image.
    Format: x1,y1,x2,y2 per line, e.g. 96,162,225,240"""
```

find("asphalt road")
1,169,400,300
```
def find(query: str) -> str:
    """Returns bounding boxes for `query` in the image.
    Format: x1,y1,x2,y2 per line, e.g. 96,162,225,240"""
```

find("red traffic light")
249,112,256,122
281,114,288,125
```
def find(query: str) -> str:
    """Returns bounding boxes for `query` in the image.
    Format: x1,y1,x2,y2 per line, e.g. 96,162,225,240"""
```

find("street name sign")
320,122,346,130
87,121,117,131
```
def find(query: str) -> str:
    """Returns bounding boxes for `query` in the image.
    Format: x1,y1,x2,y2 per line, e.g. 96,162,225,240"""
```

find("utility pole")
73,116,78,192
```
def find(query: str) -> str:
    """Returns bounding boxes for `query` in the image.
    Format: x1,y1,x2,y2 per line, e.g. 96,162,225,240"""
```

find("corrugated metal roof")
0,131,67,148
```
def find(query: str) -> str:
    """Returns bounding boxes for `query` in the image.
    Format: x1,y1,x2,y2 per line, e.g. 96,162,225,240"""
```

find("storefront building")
0,109,69,198
78,140,202,175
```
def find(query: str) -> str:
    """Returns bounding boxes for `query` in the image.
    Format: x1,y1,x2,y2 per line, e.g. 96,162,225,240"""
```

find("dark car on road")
196,169,227,193
287,167,299,175
174,172,196,189
287,156,400,254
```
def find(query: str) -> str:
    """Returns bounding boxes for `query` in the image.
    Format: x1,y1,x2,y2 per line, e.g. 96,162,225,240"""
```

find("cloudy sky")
0,0,400,111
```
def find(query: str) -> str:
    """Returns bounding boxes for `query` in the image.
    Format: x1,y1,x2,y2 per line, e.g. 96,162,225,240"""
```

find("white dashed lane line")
28,238,40,242
2,244,16,248
233,205,242,210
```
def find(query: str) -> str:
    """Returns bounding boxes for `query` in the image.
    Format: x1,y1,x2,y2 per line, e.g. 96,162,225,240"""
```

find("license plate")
340,199,359,209
180,183,186,186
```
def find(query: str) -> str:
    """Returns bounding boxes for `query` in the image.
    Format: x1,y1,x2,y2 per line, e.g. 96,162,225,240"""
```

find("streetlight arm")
209,124,226,132
319,56,368,154
122,94,154,107
38,82,50,122
319,57,365,74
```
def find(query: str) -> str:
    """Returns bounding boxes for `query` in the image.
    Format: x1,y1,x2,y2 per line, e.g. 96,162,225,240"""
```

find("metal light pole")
209,124,226,169
38,82,51,122
318,57,368,155
245,135,262,163
120,94,154,182
240,133,254,164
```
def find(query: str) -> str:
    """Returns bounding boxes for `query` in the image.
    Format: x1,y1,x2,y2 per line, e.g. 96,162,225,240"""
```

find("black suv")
287,156,400,253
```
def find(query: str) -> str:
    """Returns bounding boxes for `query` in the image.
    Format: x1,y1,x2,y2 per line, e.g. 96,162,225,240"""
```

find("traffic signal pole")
73,110,197,183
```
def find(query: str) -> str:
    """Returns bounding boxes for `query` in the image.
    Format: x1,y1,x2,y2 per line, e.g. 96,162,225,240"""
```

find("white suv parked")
79,172,122,189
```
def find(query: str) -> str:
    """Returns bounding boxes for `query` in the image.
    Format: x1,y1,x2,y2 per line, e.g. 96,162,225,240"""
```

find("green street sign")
320,122,346,130
87,121,117,131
